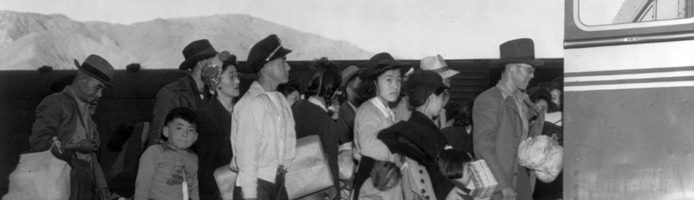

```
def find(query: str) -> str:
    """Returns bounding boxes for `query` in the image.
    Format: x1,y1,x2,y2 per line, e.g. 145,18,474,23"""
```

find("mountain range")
0,11,373,70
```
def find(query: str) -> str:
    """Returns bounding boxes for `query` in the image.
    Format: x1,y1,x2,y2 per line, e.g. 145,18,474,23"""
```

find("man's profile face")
77,77,105,105
511,63,535,91
264,56,290,84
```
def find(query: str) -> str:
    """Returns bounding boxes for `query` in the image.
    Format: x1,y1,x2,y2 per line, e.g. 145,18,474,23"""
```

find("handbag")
3,137,71,200
465,160,498,200
285,135,334,199
213,164,238,200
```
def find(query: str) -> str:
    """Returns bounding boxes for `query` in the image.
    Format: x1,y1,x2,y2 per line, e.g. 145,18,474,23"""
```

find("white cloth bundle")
3,137,70,200
518,135,563,183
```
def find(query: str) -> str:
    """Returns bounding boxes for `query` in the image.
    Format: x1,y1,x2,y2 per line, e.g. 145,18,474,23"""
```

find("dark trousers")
70,158,95,200
233,168,287,200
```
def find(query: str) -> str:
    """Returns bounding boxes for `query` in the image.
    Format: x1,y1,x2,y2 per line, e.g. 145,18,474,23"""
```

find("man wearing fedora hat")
336,65,363,145
231,34,296,200
147,39,225,146
472,38,545,200
29,54,115,200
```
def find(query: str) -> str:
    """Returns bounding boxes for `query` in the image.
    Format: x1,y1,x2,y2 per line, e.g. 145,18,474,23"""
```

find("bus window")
578,0,693,26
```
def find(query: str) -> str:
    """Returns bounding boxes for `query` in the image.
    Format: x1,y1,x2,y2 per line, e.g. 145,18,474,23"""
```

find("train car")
564,0,694,199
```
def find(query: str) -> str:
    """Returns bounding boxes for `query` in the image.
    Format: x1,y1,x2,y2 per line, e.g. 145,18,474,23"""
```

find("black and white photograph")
0,0,692,199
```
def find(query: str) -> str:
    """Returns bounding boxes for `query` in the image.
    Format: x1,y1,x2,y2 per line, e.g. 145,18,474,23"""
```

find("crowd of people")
26,34,564,200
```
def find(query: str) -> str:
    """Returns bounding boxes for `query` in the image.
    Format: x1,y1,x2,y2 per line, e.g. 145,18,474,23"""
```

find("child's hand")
501,187,517,200
445,187,468,200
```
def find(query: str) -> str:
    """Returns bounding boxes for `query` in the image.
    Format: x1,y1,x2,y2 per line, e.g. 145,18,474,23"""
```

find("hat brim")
252,47,292,74
439,69,460,79
74,59,117,88
267,47,292,63
500,58,545,66
377,60,412,74
179,49,218,70
360,60,412,80
341,68,363,87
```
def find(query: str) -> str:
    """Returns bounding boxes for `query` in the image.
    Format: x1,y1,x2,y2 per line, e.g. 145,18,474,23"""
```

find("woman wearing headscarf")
351,52,412,200
194,51,240,200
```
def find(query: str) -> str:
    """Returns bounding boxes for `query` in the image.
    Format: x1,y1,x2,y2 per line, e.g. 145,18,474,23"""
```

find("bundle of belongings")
518,135,563,183
3,137,70,200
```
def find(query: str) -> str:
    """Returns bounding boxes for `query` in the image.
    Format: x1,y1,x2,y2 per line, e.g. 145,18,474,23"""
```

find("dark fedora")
359,52,412,80
243,34,292,74
499,38,544,66
179,39,218,70
73,54,116,88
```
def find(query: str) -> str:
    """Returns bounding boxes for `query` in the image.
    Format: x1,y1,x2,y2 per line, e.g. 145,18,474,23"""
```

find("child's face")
163,118,198,150
455,164,471,185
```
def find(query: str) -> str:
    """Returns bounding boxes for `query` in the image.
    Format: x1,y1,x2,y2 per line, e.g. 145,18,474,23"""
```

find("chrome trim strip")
564,32,694,49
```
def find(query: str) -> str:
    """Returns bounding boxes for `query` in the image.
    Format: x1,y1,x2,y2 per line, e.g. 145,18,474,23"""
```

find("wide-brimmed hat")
499,38,544,66
359,52,412,80
243,34,292,74
420,54,459,79
179,39,218,70
73,54,116,88
340,65,362,87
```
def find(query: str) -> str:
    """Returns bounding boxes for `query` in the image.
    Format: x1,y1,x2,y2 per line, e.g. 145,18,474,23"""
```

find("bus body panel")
565,0,694,199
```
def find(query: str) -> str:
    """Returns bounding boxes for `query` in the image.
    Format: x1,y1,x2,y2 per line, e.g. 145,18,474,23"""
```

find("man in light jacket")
231,34,296,200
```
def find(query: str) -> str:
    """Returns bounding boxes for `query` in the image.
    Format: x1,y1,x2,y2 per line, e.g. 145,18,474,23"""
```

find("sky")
0,0,569,60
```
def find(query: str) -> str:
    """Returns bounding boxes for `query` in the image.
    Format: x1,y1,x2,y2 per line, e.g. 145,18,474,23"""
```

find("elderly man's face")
77,76,106,105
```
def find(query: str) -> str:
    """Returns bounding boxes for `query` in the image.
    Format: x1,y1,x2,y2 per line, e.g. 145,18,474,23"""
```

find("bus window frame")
574,0,694,32
565,0,694,48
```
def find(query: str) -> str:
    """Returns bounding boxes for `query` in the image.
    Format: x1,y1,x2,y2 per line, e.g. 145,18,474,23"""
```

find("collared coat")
336,101,357,145
379,111,459,200
148,75,207,145
30,87,100,153
472,87,544,200
195,98,234,200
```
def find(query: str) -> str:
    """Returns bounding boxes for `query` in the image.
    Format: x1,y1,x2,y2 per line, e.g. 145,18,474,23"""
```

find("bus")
564,0,694,199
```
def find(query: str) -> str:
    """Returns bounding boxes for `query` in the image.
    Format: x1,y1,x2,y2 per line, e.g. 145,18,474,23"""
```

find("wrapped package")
464,160,498,199
518,135,563,183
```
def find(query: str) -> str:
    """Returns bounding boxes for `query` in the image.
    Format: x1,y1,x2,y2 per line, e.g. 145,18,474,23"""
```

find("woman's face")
535,99,549,114
551,89,561,107
375,69,402,103
286,90,301,106
217,65,240,98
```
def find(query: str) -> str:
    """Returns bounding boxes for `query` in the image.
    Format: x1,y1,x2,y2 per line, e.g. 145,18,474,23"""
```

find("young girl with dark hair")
292,57,343,200
351,52,411,200
377,70,472,200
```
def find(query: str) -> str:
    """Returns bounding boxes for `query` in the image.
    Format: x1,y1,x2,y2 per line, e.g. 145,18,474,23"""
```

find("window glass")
579,0,693,26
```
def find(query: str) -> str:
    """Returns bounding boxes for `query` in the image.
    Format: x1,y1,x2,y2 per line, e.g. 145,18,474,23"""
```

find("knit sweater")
135,143,199,200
